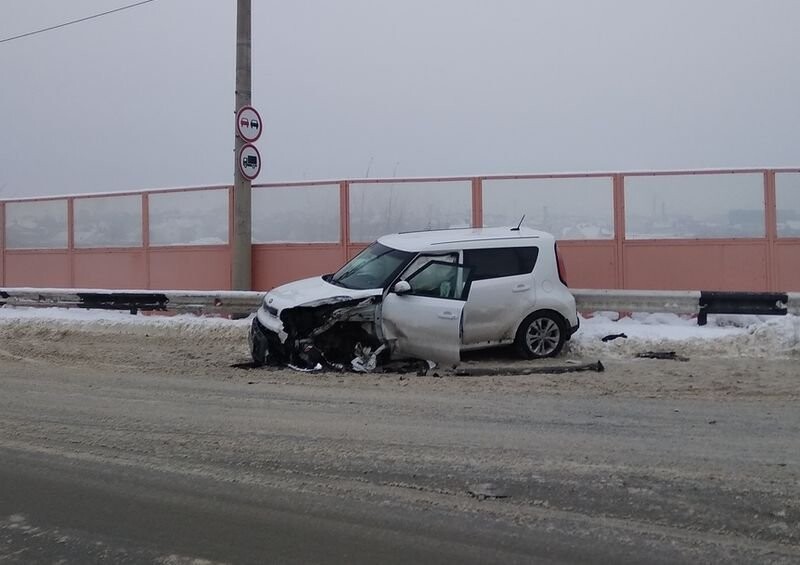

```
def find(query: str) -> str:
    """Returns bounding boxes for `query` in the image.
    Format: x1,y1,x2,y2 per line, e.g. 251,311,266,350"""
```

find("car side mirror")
393,280,411,295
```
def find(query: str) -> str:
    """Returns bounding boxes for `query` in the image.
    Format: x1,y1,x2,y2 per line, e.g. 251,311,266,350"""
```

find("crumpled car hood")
263,276,381,312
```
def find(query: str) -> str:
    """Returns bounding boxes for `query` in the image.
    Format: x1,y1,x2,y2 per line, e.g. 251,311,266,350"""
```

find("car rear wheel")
514,311,566,359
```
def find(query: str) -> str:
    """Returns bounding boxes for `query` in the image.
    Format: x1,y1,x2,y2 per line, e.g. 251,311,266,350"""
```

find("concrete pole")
231,0,252,290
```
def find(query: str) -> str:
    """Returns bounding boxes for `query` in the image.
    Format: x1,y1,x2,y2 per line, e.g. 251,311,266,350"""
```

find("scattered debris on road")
451,361,604,377
601,333,628,342
351,343,387,373
234,355,606,378
636,351,689,362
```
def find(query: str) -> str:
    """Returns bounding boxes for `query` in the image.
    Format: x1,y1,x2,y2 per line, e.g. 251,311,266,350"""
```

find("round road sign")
238,143,262,180
236,106,262,142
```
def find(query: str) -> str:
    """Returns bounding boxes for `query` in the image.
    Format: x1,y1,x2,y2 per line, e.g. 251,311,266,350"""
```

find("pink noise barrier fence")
1,168,799,292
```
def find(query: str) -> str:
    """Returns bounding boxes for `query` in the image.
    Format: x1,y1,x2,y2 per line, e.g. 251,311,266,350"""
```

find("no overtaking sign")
236,106,262,142
236,105,262,180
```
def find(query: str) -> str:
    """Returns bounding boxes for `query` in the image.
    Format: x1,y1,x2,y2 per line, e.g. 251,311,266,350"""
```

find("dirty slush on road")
1,316,799,563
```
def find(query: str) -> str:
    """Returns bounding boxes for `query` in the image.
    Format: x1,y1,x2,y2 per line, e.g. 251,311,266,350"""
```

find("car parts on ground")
451,361,604,376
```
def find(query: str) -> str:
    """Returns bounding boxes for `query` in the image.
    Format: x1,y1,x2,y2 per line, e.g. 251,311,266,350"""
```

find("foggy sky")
1,0,799,198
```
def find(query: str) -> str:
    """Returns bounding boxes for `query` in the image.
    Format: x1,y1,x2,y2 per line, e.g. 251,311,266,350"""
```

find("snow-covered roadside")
1,306,799,359
571,312,800,359
0,306,250,341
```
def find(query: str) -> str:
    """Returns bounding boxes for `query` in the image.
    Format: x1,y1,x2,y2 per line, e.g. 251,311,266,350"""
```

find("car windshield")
329,242,415,290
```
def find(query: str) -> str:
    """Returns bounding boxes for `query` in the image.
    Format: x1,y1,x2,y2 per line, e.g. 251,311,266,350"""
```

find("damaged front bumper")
249,315,286,365
250,295,383,370
255,302,288,343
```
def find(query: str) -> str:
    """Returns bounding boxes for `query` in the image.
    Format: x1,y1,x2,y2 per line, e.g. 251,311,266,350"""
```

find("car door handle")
438,311,457,320
512,284,531,293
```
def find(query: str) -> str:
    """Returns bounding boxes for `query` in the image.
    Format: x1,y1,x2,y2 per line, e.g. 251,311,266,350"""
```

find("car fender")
511,284,577,337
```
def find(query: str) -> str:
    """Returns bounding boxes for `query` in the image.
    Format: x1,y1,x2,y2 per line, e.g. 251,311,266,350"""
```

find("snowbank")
571,312,800,359
0,306,250,342
1,306,799,359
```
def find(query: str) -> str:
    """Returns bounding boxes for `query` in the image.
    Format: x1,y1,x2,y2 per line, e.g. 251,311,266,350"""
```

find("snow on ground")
0,306,250,342
571,312,800,359
1,306,798,359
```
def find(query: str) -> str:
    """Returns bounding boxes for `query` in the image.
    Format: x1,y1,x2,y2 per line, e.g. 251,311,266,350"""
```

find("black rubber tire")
514,311,567,359
249,319,270,367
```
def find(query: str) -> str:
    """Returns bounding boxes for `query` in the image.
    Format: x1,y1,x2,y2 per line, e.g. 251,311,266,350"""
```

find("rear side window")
462,247,539,280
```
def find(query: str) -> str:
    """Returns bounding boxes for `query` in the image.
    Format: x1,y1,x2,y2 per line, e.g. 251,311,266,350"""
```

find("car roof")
377,227,553,252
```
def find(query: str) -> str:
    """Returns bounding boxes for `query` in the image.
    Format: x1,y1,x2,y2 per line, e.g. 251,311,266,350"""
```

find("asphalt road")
1,354,798,564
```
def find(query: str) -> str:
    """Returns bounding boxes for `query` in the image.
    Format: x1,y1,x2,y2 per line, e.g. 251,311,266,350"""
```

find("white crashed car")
249,227,579,368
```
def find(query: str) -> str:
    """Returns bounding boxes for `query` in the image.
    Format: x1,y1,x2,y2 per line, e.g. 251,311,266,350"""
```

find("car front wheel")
249,318,270,366
514,311,566,359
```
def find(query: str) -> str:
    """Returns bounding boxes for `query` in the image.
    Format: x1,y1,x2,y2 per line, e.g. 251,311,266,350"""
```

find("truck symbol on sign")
243,155,258,169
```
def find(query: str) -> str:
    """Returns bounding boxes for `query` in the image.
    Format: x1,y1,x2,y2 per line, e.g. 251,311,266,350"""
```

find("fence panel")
625,173,765,239
776,172,800,237
146,188,231,289
252,184,340,243
73,251,148,289
74,194,143,248
482,176,614,239
623,240,769,291
148,248,231,290
252,246,345,290
73,192,147,288
3,199,70,287
4,251,71,287
557,241,618,289
4,199,68,249
775,172,800,289
148,189,229,246
349,180,471,242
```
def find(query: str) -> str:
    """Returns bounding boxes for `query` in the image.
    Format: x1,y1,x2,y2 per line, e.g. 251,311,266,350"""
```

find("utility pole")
232,0,252,290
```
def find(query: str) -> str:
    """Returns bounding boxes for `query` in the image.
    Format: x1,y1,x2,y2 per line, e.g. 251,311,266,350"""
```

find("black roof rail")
396,225,527,235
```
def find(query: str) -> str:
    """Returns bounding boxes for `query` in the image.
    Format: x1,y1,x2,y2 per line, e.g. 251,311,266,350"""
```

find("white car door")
381,261,472,365
461,246,539,346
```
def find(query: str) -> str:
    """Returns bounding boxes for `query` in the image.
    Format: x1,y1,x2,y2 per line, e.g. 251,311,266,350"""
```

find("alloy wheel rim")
525,318,560,356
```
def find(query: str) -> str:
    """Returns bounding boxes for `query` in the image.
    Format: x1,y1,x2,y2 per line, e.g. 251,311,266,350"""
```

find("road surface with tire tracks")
0,325,798,563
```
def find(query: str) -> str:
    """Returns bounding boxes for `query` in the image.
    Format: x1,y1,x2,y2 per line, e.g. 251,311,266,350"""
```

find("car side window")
462,247,539,280
401,253,458,280
405,261,472,300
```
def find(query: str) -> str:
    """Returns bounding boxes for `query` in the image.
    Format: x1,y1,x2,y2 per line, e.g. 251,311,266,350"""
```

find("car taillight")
555,243,568,286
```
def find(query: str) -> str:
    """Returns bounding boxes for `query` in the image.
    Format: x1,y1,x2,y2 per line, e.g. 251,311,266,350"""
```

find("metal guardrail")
571,289,702,315
0,288,265,315
696,291,790,325
1,287,798,321
571,289,795,324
